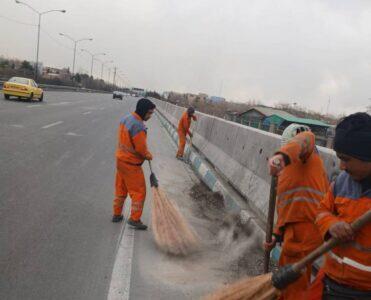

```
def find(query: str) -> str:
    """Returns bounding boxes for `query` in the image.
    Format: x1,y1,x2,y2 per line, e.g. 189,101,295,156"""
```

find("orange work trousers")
305,269,326,300
278,222,322,300
176,130,186,158
113,159,146,221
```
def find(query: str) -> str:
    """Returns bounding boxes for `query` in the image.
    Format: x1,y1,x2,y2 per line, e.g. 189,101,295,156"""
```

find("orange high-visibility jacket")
315,171,371,291
116,112,152,165
274,131,329,249
178,111,197,136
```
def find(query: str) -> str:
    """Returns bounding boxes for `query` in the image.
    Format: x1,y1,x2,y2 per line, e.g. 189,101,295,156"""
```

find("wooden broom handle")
293,210,371,272
263,176,278,273
148,160,154,173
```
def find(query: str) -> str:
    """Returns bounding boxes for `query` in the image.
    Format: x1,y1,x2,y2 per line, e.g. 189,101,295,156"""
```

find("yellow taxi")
2,77,44,101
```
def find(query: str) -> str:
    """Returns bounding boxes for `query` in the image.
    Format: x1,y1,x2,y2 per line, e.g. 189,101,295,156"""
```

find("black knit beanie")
135,98,156,120
334,112,371,161
187,107,195,115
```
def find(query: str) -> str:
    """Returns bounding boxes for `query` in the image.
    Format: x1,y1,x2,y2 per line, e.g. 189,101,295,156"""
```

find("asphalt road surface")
0,92,240,300
0,92,135,299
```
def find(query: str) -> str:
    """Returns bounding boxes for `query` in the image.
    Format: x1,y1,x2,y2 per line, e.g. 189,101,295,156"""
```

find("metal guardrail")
0,80,110,94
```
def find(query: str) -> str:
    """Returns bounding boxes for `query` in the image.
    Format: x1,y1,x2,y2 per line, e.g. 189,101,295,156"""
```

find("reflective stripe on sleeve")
329,251,371,272
278,196,319,208
277,186,324,200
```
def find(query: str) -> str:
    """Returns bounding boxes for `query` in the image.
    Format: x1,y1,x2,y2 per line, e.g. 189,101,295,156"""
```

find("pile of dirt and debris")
217,213,264,276
189,183,225,225
189,182,268,277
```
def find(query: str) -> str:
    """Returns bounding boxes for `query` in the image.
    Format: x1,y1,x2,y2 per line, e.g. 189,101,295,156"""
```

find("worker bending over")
266,124,329,300
176,107,197,160
112,98,156,230
307,113,371,299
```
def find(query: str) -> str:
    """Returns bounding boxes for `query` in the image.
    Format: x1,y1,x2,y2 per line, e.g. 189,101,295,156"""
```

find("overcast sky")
1,0,371,115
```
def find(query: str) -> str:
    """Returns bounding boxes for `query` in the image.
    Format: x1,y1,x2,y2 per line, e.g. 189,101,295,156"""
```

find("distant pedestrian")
176,107,197,160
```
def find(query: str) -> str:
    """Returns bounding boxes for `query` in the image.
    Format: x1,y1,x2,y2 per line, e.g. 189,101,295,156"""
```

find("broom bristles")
204,273,279,300
151,187,200,256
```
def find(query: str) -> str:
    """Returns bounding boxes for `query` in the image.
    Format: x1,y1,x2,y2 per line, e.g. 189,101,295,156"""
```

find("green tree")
145,91,162,99
0,59,9,68
21,60,34,71
73,73,82,83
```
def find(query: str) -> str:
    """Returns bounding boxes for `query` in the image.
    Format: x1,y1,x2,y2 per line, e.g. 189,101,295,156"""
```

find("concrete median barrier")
151,98,340,224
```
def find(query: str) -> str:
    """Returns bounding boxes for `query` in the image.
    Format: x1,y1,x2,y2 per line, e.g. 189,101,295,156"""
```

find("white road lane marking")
82,111,92,115
82,106,98,110
65,132,83,137
10,124,24,128
107,202,134,300
42,121,63,129
50,102,71,106
27,105,42,108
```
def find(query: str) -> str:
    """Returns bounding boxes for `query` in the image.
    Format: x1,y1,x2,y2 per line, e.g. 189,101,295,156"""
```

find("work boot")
176,156,184,161
127,218,148,230
112,215,123,223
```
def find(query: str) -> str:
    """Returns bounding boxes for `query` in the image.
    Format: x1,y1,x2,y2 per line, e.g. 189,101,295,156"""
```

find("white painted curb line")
107,203,134,300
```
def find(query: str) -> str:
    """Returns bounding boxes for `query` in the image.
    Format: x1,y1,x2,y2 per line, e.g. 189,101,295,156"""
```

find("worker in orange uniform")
306,112,371,299
112,98,156,230
265,124,329,300
176,107,197,160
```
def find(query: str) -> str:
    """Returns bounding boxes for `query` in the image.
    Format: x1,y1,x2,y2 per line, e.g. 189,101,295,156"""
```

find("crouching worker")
306,112,371,300
112,98,156,230
266,124,329,300
176,107,197,160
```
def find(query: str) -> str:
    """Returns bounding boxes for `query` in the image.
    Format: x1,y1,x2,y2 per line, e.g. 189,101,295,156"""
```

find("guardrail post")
326,137,334,148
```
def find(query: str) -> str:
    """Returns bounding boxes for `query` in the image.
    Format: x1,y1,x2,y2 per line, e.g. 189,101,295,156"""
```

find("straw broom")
149,161,199,256
205,210,371,300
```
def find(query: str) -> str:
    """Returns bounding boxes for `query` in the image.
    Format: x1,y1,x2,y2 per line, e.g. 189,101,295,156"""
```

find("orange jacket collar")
132,112,143,122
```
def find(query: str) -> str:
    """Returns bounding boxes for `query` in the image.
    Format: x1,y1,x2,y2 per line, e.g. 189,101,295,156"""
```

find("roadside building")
131,87,146,96
239,106,296,129
186,93,208,105
237,106,330,146
224,110,240,122
263,114,329,135
42,67,70,80
208,96,226,103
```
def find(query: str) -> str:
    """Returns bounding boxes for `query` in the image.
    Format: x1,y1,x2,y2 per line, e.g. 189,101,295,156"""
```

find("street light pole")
118,72,125,88
326,97,331,115
90,56,94,78
81,49,105,77
73,42,76,74
80,49,95,76
101,60,113,80
59,33,92,75
15,1,66,80
36,13,41,79
113,67,117,87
